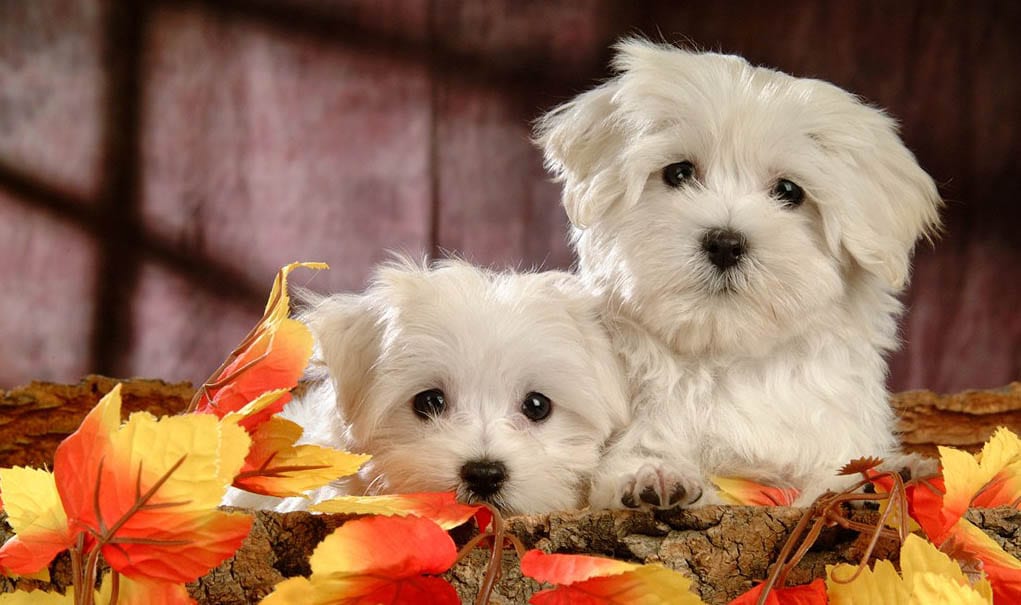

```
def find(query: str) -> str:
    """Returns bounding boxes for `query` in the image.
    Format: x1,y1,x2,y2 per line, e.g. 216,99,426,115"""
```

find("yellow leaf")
53,385,254,583
227,389,292,421
909,573,991,605
310,492,481,530
712,476,798,506
941,427,1021,521
0,467,72,574
107,410,251,510
827,559,909,605
97,573,196,605
0,588,75,604
900,531,972,587
826,535,992,605
265,262,329,326
258,577,316,605
233,417,369,497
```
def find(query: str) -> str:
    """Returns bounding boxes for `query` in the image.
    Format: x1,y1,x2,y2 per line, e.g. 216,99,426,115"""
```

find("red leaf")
728,579,828,605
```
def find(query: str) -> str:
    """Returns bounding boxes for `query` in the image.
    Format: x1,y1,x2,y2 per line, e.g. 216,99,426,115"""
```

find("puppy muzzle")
702,228,748,271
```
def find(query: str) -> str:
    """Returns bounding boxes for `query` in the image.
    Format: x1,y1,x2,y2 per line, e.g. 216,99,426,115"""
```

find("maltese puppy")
227,257,629,515
535,40,941,509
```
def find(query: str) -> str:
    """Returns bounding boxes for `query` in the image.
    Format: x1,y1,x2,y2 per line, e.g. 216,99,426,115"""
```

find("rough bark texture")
2,376,1019,469
892,382,1021,456
0,376,193,468
2,507,1019,604
1,378,1019,603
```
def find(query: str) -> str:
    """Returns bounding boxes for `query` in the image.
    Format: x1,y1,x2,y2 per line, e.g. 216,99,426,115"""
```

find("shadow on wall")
0,0,1018,392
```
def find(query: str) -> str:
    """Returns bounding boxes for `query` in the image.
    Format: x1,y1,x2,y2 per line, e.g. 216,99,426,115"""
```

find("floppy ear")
812,94,942,290
297,292,380,424
534,79,642,229
530,271,631,432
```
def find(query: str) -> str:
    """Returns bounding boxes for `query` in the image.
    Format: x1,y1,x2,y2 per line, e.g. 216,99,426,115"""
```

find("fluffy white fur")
226,258,629,515
535,40,942,509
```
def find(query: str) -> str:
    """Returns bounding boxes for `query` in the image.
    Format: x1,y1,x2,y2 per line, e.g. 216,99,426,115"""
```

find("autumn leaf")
0,575,195,605
826,533,992,605
712,476,799,506
231,416,369,497
729,578,828,605
259,516,459,605
520,550,705,604
193,262,327,429
938,519,1021,604
941,427,1020,524
0,588,75,604
310,491,482,530
52,384,253,583
0,467,74,575
97,573,196,605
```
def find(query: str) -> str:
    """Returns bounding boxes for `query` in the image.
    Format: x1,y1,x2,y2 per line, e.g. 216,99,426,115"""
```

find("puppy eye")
662,161,696,188
521,392,552,422
772,178,805,208
412,389,446,420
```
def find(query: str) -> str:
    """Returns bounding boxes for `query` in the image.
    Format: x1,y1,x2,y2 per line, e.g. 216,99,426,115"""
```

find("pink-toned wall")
1,0,1018,393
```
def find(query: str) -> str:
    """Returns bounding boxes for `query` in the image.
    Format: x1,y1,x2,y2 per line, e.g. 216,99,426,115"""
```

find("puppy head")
304,257,628,515
536,40,941,353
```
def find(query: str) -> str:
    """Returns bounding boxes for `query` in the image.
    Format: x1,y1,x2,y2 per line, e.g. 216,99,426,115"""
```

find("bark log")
1,377,1019,603
0,376,192,468
2,507,1019,604
2,376,1019,469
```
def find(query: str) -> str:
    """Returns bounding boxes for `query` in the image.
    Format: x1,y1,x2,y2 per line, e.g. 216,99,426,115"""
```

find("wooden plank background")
0,0,1018,393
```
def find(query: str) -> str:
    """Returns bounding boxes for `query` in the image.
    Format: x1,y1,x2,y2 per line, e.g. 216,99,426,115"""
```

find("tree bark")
3,377,1018,469
1,377,1019,603
2,507,1019,604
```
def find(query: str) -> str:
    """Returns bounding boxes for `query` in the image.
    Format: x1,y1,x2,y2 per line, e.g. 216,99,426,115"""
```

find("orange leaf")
196,318,313,430
712,476,799,506
194,262,327,428
278,575,459,605
52,385,253,583
310,515,456,576
520,551,636,585
940,519,1021,604
0,468,74,575
729,579,828,605
98,574,196,605
232,416,369,497
310,492,482,530
520,551,704,604
260,516,459,605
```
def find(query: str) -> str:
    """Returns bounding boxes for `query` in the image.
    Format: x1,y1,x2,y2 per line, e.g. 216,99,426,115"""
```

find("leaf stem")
474,503,505,605
108,571,120,605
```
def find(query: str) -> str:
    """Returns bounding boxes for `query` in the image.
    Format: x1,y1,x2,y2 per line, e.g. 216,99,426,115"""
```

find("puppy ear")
534,79,644,229
297,292,380,423
812,94,942,290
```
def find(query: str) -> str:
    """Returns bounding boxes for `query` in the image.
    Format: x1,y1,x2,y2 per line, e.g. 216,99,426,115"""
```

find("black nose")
460,460,507,497
702,229,747,270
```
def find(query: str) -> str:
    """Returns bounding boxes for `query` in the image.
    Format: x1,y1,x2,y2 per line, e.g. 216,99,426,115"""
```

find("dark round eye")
412,389,446,420
521,392,552,422
772,178,805,207
662,161,696,188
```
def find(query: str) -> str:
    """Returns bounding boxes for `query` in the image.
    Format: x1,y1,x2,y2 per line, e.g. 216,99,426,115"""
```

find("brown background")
0,0,1018,393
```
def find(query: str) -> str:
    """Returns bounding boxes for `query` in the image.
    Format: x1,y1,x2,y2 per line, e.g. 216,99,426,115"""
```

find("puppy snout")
460,459,507,497
702,229,747,270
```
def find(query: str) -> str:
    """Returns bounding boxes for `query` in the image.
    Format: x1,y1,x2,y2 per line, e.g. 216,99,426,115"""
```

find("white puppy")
535,40,941,509
228,257,629,515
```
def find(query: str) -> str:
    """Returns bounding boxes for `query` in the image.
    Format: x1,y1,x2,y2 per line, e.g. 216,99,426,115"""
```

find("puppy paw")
619,463,703,510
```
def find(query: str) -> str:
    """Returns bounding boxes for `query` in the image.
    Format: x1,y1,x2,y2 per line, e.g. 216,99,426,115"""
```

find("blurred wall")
0,0,1018,392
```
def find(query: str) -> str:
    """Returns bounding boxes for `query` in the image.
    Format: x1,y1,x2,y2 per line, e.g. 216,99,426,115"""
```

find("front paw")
619,463,703,510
